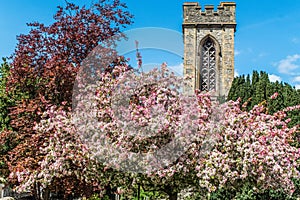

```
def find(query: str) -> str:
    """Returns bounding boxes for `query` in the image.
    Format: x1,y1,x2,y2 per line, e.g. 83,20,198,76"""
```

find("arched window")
200,38,216,92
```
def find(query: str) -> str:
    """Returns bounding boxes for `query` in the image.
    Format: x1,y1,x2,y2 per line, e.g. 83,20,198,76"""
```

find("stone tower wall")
183,2,236,97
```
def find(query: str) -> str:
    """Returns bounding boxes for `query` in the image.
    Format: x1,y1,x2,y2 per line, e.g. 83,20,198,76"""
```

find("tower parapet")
183,2,236,26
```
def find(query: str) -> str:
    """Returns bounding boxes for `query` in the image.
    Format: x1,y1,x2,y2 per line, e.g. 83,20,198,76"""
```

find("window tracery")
200,38,216,92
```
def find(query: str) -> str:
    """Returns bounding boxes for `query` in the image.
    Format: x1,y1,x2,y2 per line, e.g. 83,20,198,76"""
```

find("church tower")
182,2,236,98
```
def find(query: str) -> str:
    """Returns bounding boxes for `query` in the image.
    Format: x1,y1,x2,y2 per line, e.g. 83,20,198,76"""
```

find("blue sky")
1,0,300,88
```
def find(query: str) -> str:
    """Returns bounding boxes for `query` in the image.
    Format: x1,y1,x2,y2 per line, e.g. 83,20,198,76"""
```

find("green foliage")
88,189,165,200
131,188,166,200
0,58,12,131
0,58,14,179
88,194,108,200
210,186,296,200
228,70,300,127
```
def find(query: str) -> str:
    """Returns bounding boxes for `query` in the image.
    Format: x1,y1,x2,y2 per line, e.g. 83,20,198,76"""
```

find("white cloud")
168,63,183,76
295,84,300,90
293,76,300,82
258,52,268,58
235,50,241,56
234,69,239,77
292,37,300,44
269,74,281,82
277,54,300,75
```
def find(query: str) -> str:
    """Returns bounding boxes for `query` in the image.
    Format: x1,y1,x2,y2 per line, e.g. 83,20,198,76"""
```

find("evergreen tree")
0,59,11,131
228,70,300,127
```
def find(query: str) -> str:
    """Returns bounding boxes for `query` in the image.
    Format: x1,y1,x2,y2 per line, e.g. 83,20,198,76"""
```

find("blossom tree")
71,58,300,199
13,58,300,199
194,100,300,198
12,106,104,199
2,0,132,197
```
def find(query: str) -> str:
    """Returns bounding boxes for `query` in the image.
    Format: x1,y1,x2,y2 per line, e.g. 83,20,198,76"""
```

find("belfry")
182,2,236,98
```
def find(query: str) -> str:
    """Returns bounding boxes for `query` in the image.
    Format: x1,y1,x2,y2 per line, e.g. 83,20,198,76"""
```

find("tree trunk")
105,186,116,200
42,188,50,200
168,192,178,200
33,182,40,200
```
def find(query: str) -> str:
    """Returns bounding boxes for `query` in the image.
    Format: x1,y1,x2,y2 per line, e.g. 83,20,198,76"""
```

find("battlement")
183,2,236,26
